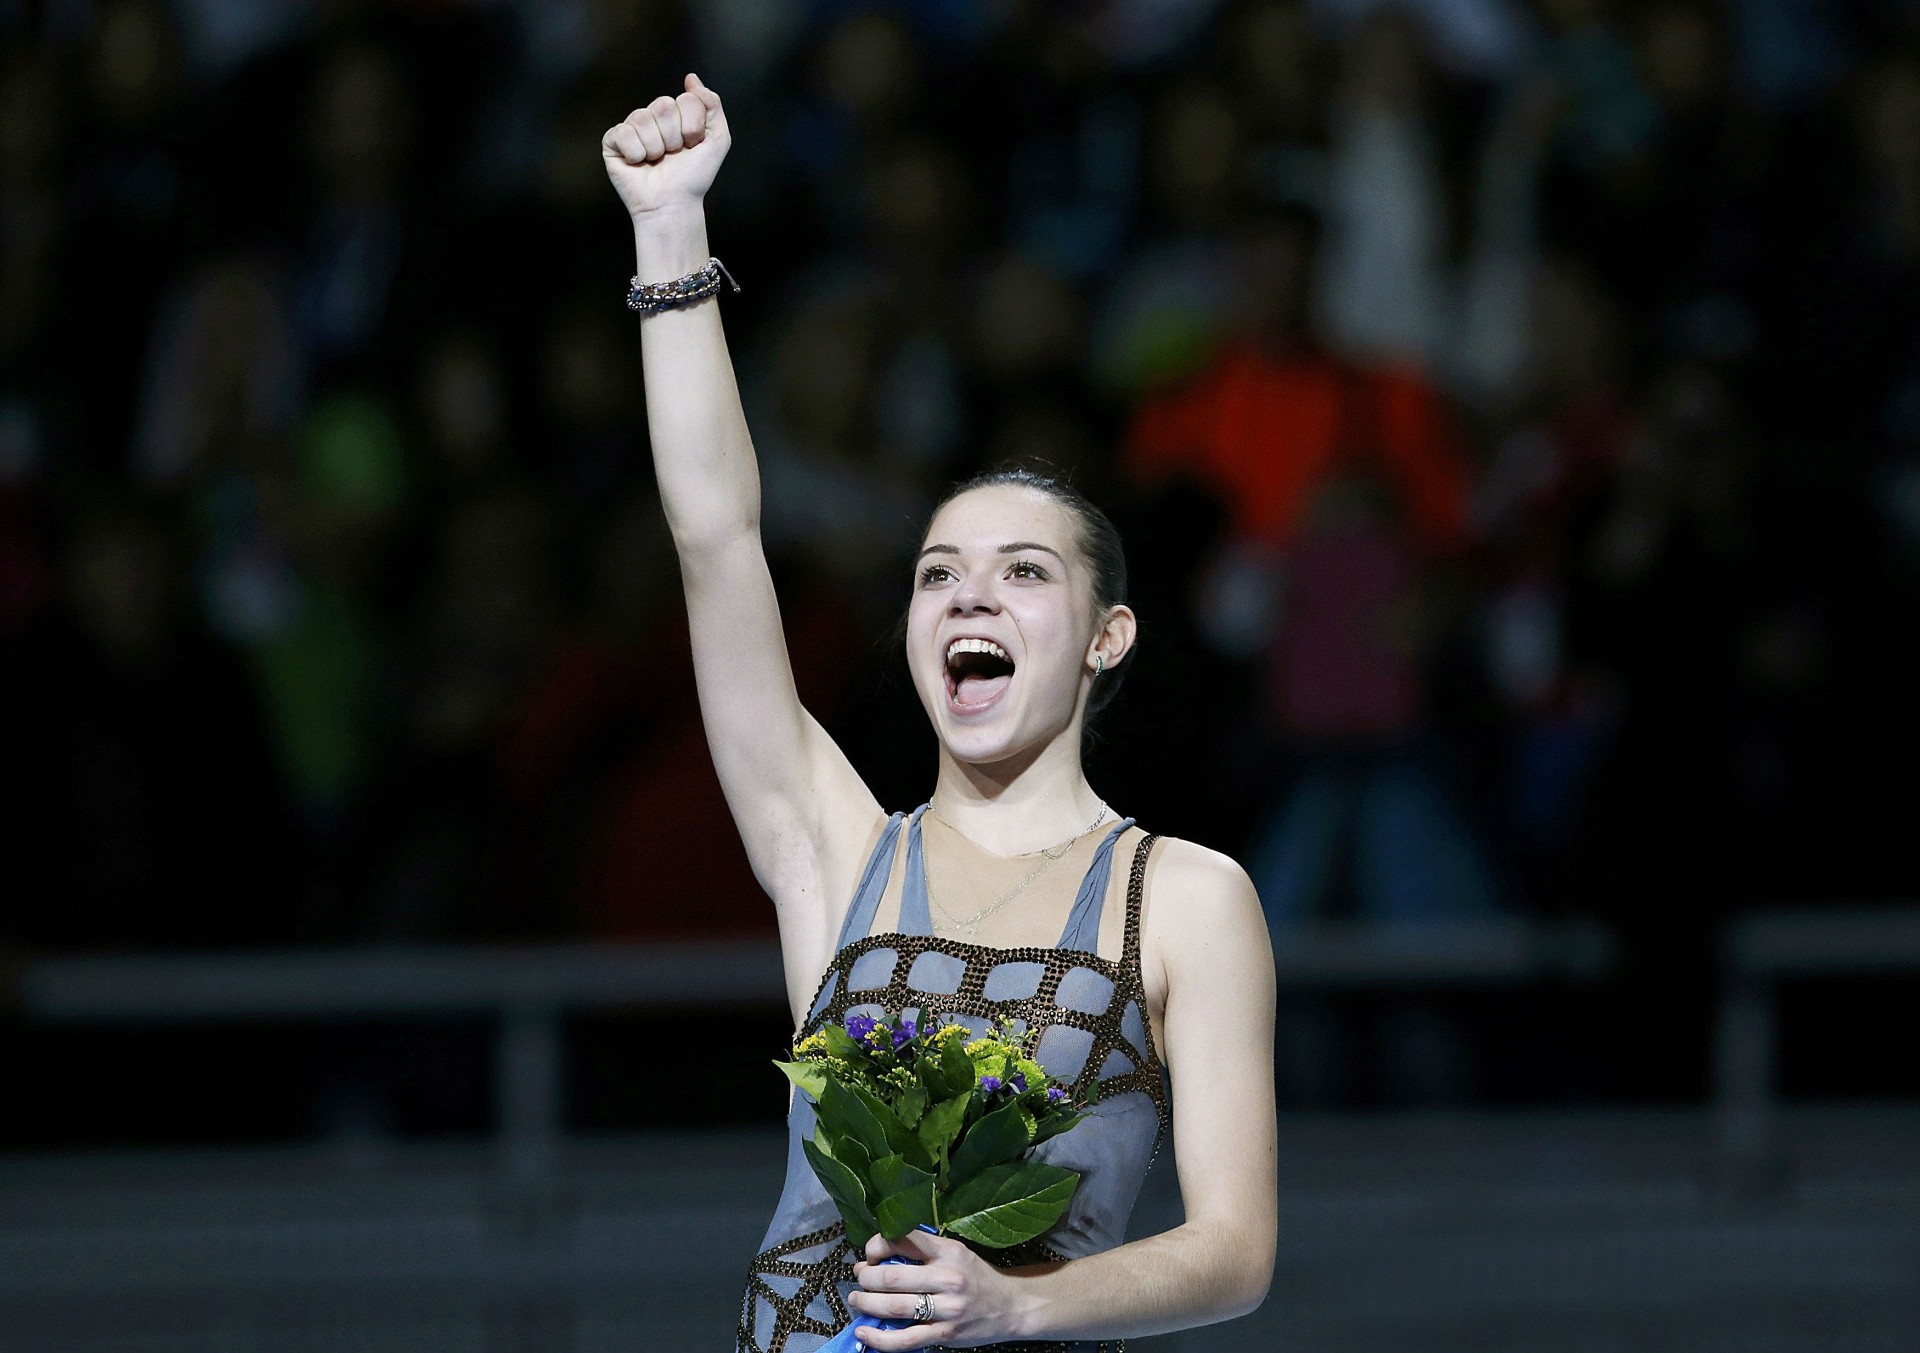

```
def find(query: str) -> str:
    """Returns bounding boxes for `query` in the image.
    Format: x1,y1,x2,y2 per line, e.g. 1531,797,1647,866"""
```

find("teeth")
946,637,1011,664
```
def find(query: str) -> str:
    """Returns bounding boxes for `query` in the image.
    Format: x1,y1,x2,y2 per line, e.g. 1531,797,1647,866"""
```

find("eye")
1007,559,1050,581
918,563,956,587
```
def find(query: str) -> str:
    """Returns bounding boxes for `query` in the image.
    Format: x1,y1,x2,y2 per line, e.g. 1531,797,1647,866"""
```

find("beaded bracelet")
625,257,740,314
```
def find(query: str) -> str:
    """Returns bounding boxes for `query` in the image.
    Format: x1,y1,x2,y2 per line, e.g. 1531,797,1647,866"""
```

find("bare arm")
604,77,883,1014
849,840,1280,1346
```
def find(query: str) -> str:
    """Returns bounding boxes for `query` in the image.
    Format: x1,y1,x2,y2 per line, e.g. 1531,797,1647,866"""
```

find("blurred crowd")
3,0,1919,1104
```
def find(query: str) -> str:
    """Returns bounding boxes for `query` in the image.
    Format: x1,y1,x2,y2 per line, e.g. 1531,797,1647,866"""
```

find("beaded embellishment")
736,834,1166,1353
625,256,740,313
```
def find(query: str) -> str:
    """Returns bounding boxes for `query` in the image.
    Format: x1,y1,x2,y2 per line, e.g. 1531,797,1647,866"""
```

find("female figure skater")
603,74,1277,1352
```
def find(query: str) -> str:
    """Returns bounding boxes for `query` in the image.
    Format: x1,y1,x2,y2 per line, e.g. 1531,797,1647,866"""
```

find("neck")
930,723,1108,855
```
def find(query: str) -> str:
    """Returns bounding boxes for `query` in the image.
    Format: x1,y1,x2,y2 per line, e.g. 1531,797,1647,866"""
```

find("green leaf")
948,1098,1034,1187
941,1162,1080,1249
817,1079,892,1164
773,1059,828,1101
916,1092,971,1167
937,1034,978,1099
871,1153,937,1238
814,1124,872,1179
823,1023,865,1061
847,1083,918,1156
896,1084,929,1128
803,1135,878,1250
1029,1108,1086,1147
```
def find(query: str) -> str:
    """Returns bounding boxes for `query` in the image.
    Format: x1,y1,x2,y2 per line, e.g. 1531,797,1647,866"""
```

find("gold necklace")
927,802,1112,859
923,804,1111,940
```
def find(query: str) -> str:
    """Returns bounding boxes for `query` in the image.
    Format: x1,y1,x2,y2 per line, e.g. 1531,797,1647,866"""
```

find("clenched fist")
602,72,730,220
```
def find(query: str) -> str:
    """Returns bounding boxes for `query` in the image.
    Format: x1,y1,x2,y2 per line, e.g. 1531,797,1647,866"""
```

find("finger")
852,1321,956,1352
648,94,684,151
858,1260,958,1293
686,71,724,117
601,122,646,165
846,1289,943,1322
676,89,707,144
626,107,665,160
885,1229,946,1262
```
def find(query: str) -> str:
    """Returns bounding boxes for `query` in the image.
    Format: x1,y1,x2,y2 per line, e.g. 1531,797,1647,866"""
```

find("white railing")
17,920,1616,1177
1712,904,1920,1193
19,940,787,1179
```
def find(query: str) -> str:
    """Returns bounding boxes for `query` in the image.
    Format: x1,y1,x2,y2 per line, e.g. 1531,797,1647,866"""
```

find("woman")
602,75,1277,1352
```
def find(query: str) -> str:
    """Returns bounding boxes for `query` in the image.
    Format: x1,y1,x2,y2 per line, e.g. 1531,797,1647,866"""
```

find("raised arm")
602,76,883,1010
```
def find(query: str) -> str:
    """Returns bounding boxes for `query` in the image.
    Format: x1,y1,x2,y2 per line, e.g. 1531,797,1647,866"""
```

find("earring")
1094,655,1105,677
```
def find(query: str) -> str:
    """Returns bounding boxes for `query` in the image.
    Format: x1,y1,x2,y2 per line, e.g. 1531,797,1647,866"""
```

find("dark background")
3,0,1918,1150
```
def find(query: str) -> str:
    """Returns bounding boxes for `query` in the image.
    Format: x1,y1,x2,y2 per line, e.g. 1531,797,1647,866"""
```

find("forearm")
1005,1219,1273,1342
630,202,759,550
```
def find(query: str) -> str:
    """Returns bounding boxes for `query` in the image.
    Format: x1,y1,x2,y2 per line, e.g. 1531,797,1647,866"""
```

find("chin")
939,723,1033,768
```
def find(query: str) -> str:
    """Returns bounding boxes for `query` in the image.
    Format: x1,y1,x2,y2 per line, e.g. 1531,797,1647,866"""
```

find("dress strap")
1120,832,1161,970
1054,817,1138,953
833,811,908,954
896,804,936,937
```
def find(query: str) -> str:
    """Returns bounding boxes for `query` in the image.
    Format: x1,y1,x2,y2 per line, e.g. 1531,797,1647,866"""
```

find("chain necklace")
923,803,1111,940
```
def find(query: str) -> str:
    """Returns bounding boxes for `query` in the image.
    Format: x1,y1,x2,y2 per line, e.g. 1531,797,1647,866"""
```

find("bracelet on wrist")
626,257,740,315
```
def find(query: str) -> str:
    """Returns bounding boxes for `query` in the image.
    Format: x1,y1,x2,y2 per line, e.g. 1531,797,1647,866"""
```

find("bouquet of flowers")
776,1011,1098,1253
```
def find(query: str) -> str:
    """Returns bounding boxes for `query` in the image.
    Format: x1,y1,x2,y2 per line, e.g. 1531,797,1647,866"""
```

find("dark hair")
927,464,1132,726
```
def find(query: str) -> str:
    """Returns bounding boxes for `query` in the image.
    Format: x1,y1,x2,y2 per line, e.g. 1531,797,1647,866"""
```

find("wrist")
631,202,711,278
995,1268,1047,1342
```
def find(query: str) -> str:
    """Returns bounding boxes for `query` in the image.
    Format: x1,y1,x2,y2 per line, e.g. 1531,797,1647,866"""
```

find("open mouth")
944,636,1015,712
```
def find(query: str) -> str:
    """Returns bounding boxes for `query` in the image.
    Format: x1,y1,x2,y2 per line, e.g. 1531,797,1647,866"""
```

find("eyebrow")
916,541,1067,563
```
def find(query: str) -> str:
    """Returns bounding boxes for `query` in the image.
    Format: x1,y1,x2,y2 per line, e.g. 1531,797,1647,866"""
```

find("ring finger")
849,1289,944,1323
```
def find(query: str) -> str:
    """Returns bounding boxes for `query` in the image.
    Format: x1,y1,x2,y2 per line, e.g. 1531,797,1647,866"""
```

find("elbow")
1218,1227,1276,1321
671,513,761,561
1227,1267,1272,1321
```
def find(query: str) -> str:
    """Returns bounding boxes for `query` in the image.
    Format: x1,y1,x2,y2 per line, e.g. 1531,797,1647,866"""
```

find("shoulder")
1128,832,1272,1025
1132,833,1263,954
1135,832,1256,903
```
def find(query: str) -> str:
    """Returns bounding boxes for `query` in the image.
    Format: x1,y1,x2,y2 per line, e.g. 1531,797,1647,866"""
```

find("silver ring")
913,1291,934,1322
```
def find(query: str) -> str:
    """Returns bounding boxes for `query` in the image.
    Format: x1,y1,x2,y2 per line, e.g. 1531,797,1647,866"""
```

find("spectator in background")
0,499,291,950
1470,258,1633,905
1088,73,1245,397
62,0,204,465
491,492,863,942
1320,7,1454,365
0,50,69,480
1127,199,1499,1103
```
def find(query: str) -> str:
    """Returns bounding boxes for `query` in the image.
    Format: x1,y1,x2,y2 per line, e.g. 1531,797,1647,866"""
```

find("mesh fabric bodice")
736,806,1169,1353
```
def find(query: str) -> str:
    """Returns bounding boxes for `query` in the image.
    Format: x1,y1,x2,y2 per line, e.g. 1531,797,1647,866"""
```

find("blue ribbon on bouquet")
818,1224,938,1352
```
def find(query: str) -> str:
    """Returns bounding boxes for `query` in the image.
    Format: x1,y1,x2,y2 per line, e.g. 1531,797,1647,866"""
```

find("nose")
948,568,1000,615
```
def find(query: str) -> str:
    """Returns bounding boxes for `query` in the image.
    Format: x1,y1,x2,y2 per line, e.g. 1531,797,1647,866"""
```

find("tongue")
953,672,1011,707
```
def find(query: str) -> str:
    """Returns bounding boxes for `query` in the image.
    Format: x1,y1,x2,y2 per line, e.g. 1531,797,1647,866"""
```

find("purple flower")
892,1019,918,1050
1046,1086,1067,1104
979,1075,1003,1094
845,1013,878,1044
1008,1072,1028,1093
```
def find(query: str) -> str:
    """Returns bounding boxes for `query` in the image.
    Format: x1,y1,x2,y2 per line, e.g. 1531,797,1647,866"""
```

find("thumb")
685,71,724,115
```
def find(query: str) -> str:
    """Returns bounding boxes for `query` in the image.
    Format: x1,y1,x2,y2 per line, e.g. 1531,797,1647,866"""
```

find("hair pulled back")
928,465,1132,726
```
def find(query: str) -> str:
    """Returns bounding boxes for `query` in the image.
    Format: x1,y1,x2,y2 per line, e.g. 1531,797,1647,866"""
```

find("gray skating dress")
736,805,1169,1353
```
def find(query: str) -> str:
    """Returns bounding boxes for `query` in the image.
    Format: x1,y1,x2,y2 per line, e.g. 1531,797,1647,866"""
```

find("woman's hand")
848,1230,1027,1350
601,72,729,221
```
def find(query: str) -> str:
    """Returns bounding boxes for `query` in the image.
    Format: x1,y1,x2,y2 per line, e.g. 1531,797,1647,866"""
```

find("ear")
1088,604,1138,674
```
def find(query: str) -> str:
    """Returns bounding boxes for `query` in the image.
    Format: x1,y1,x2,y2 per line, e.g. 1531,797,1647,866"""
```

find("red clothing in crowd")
1125,340,1474,739
1124,339,1471,553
